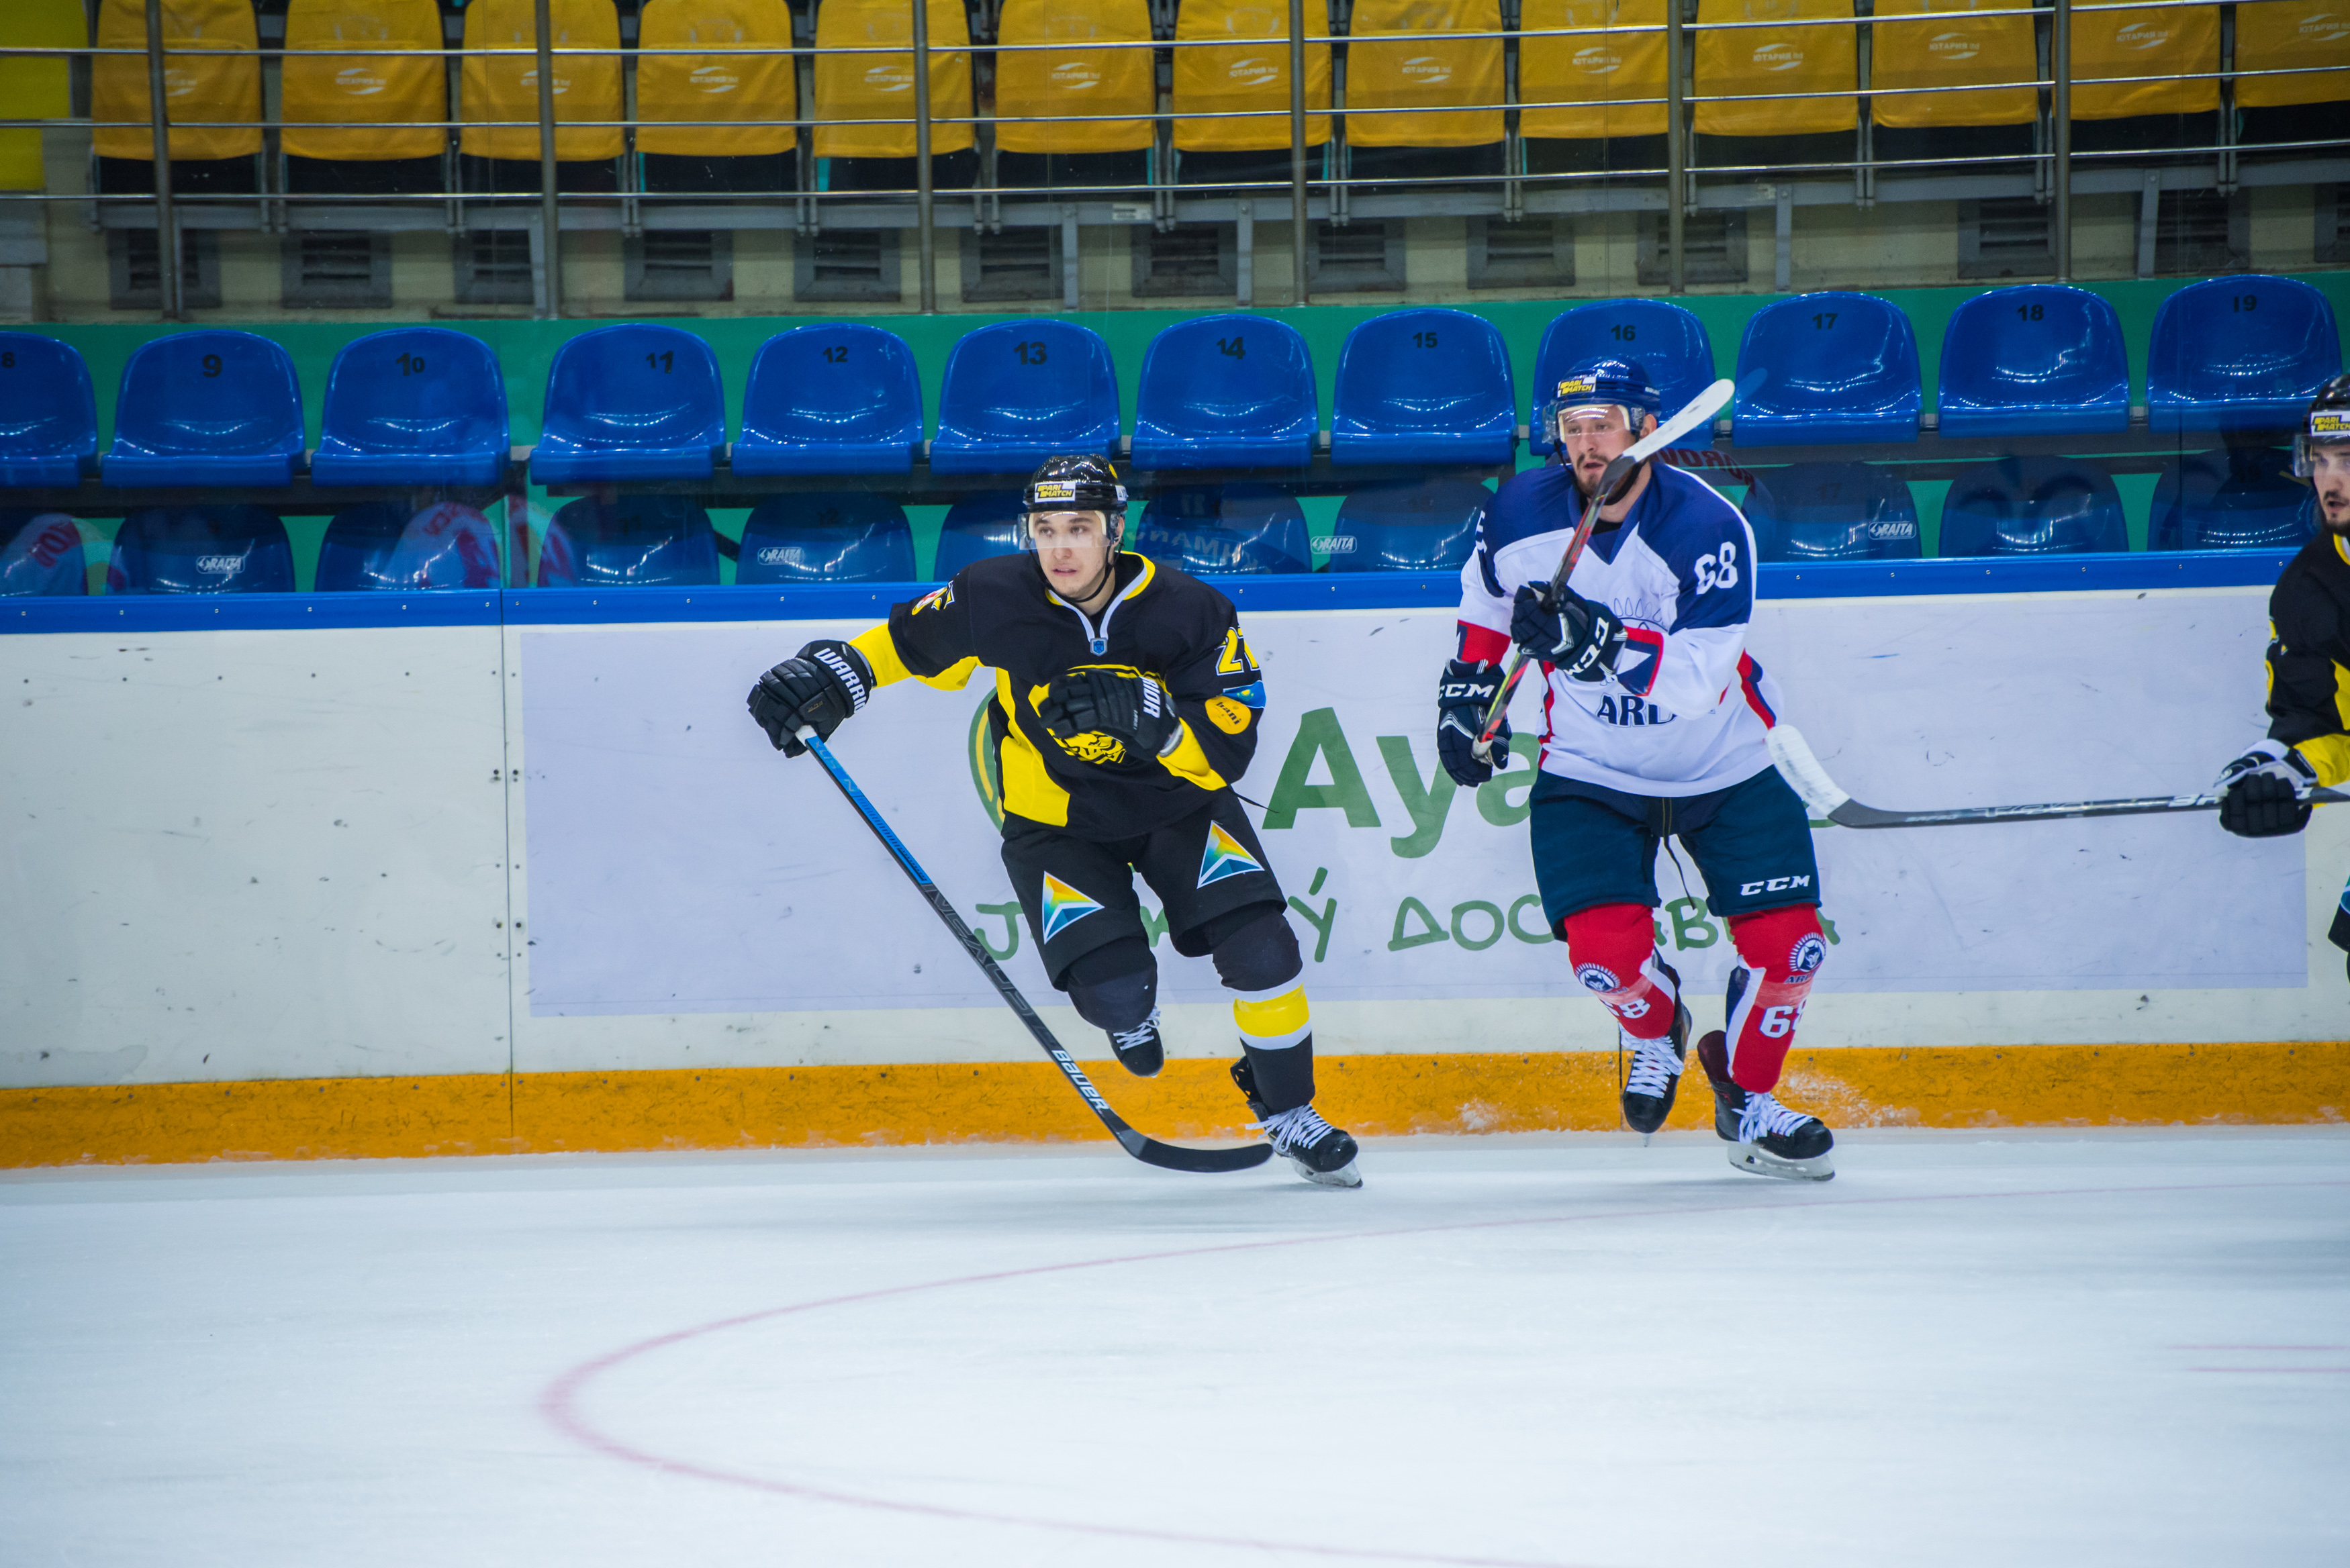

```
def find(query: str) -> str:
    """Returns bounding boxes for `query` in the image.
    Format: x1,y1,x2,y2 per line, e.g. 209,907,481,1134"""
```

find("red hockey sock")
1722,905,1828,1092
1560,902,1680,1040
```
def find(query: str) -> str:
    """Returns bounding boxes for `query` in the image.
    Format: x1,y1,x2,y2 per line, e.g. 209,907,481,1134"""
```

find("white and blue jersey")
1456,461,1784,797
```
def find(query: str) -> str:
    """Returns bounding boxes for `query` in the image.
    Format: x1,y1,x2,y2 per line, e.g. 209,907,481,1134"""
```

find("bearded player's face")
1559,407,1658,499
2310,445,2350,532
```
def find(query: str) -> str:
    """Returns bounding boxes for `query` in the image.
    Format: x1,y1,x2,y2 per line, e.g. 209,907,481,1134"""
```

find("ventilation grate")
1636,211,1746,287
795,230,900,303
1467,217,1572,290
284,232,391,309
1312,220,1405,293
961,226,1062,303
109,228,220,310
1132,224,1233,298
1957,197,2052,281
2320,185,2350,265
627,229,733,302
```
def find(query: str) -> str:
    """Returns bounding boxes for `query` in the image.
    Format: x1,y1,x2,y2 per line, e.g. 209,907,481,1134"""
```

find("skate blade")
1726,1142,1835,1182
1289,1155,1364,1189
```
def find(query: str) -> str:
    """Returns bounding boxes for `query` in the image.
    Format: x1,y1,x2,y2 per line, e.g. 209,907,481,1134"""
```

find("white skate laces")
1624,1033,1683,1099
1109,1009,1161,1052
1250,1102,1337,1153
1737,1090,1813,1144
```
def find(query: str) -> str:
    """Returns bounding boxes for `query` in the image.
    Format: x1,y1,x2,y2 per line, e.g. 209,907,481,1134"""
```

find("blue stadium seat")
0,334,99,487
1135,486,1312,574
1936,285,2130,438
933,491,1027,579
531,324,727,483
104,331,306,487
535,495,720,586
2149,447,2317,551
1530,301,1715,455
1733,293,1922,446
1327,479,1489,572
1131,314,1319,470
930,321,1120,475
734,323,925,477
106,505,295,592
2147,276,2345,434
0,509,87,595
737,492,917,583
1331,309,1517,467
1939,456,2129,557
315,501,503,591
1743,462,1922,562
314,328,511,487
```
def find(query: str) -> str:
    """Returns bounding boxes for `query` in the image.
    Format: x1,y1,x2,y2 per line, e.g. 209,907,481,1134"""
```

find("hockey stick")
1766,723,2350,828
1472,376,1740,764
796,730,1274,1174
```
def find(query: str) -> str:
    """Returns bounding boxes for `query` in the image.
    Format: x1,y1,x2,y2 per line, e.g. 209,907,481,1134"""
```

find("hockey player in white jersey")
1435,358,1836,1180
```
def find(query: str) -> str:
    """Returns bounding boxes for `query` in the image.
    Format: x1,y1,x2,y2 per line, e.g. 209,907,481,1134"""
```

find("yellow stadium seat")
0,0,81,190
281,1,447,162
994,0,1154,155
92,0,263,162
1869,0,2036,128
2067,1,2218,119
1692,0,1856,137
1518,0,1667,140
2233,1,2350,109
1172,0,1332,152
637,0,796,157
1344,0,1505,148
459,0,624,162
812,0,975,160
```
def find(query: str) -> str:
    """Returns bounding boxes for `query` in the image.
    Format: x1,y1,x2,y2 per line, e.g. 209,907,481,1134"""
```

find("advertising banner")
518,586,2302,1020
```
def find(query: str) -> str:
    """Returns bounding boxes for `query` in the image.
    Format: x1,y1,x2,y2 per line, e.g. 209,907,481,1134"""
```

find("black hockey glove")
2215,742,2317,838
1511,581,1625,683
748,639,874,756
1437,658,1509,787
1035,665,1180,767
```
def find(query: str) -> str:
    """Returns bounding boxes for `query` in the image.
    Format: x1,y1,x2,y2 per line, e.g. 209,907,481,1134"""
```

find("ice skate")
1106,1009,1164,1077
1696,1028,1834,1181
1233,1058,1361,1188
1619,961,1691,1138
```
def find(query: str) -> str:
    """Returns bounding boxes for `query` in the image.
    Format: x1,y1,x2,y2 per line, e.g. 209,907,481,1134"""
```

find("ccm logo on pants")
1737,875,1813,896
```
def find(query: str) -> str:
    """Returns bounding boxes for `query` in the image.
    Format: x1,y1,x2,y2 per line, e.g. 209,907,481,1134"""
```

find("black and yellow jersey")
2265,531,2350,786
849,550,1268,839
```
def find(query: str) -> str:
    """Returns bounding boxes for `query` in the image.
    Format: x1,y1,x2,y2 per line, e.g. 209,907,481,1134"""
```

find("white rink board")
3,585,2341,1090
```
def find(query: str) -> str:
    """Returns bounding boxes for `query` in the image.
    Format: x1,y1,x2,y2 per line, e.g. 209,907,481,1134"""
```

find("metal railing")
0,0,2342,317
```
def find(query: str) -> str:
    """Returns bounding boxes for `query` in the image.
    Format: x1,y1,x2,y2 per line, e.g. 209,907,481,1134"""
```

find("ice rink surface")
4,1128,2347,1568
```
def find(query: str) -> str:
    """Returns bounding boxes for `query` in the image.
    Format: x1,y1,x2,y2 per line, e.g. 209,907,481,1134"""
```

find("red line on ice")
542,1175,2347,1568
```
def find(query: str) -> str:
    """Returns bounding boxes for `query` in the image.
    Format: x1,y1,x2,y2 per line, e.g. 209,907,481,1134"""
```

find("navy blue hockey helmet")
1542,357,1661,448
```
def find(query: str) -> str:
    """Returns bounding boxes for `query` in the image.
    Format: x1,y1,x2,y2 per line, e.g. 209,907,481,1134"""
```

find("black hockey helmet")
1022,454,1129,524
2294,373,2350,479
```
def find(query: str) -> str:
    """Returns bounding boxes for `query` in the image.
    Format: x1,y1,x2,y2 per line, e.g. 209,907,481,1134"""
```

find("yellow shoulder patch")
1205,696,1254,735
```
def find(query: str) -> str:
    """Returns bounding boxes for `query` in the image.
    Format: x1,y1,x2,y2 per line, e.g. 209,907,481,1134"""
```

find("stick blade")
1767,724,1851,818
1122,1132,1276,1173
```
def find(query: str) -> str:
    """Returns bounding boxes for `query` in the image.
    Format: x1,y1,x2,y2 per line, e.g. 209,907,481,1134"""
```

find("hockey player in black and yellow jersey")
2215,375,2350,965
746,456,1360,1187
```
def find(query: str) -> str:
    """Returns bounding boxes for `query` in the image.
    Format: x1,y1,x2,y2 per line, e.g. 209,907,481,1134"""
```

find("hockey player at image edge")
747,454,1361,1188
1438,356,1836,1180
2214,374,2350,977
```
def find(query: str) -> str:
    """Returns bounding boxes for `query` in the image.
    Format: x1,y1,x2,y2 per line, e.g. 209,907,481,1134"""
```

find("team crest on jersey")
914,583,954,614
1197,823,1264,888
1574,963,1621,993
1788,934,1827,976
1039,873,1104,942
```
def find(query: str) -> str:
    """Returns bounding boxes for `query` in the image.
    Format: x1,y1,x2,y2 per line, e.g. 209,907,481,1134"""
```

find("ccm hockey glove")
2215,740,2318,838
1437,658,1508,787
1511,581,1626,683
1036,666,1181,767
748,639,874,756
